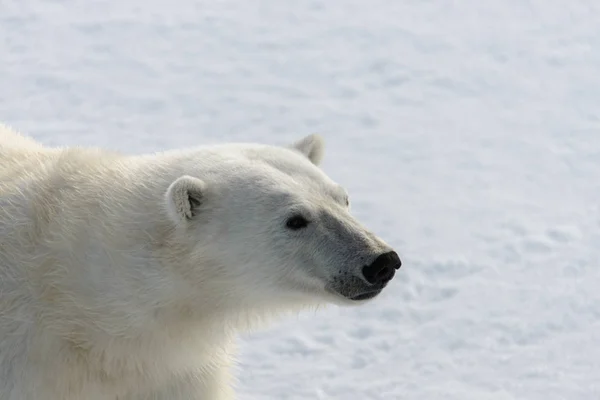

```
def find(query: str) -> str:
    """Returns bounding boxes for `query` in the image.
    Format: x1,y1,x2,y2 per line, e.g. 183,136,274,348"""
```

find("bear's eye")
345,196,350,207
286,215,310,230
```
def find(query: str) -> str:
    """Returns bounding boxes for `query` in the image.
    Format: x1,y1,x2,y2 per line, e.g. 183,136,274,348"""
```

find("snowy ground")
2,0,600,399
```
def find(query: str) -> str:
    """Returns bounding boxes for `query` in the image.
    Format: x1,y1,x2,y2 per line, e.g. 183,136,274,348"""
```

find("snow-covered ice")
1,0,599,399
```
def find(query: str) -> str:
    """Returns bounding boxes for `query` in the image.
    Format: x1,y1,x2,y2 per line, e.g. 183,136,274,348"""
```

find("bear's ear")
165,175,206,223
290,134,325,166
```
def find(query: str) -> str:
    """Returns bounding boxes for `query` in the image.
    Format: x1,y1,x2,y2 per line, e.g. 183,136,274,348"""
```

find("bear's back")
0,124,54,194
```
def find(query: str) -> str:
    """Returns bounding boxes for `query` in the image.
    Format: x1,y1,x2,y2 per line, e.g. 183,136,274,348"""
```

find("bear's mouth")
325,277,386,302
348,289,382,301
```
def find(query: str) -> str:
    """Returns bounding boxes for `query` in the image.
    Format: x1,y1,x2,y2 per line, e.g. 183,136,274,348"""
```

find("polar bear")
0,123,402,400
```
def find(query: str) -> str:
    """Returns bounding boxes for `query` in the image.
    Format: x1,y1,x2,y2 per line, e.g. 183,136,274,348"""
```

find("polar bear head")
163,134,401,311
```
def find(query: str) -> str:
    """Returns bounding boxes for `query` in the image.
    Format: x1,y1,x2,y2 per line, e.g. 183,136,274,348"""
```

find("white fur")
0,124,397,399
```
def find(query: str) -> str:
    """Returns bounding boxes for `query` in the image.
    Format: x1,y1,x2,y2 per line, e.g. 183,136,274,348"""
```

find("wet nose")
362,251,402,285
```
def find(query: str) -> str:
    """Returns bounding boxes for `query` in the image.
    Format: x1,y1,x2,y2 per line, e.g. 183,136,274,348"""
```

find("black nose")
362,251,402,285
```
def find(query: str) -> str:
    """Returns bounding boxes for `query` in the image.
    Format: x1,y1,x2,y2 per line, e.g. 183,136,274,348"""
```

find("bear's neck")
33,150,247,356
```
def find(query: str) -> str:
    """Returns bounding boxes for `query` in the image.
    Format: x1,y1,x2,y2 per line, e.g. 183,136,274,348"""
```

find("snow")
2,0,599,398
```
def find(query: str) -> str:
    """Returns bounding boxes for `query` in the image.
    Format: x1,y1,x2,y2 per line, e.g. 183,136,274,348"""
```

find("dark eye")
286,215,310,230
345,196,350,207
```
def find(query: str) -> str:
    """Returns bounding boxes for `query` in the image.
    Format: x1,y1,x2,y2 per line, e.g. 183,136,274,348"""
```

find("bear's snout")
332,250,401,302
362,251,402,285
